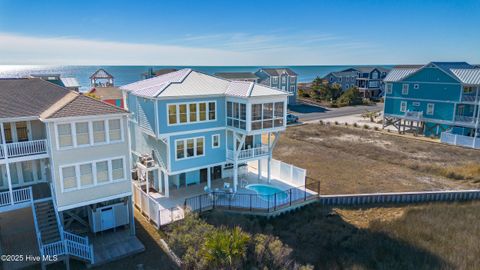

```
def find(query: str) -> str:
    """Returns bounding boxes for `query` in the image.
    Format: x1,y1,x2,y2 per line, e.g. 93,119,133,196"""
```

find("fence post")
199,196,202,212
289,189,292,206
274,193,277,211
249,194,252,212
213,192,216,209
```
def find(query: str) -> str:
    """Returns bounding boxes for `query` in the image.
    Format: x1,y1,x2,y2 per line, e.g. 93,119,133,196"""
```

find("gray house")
255,68,298,105
214,72,259,82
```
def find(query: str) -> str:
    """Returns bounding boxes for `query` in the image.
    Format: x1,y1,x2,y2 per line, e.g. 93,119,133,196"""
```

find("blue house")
383,62,480,149
255,68,298,105
322,66,390,98
121,69,293,199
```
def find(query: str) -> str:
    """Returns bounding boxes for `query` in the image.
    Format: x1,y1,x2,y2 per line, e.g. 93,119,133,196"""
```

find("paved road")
288,101,383,122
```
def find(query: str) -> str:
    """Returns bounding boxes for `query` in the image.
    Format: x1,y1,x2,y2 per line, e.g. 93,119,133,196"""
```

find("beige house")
0,78,143,269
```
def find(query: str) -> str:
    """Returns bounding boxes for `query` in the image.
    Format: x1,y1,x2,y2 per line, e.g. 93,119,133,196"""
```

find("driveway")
289,101,383,122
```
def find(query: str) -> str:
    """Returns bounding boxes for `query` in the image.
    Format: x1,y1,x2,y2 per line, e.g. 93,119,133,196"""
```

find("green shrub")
374,126,379,131
334,121,339,125
353,123,358,128
337,87,362,106
202,226,250,269
363,124,370,129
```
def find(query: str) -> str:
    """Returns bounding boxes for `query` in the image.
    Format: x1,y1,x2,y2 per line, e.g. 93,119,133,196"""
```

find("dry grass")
202,201,480,269
273,124,480,194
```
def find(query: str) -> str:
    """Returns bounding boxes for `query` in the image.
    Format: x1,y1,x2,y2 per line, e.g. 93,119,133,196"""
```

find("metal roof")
450,69,480,85
214,72,259,80
383,68,419,82
121,68,288,99
60,77,80,88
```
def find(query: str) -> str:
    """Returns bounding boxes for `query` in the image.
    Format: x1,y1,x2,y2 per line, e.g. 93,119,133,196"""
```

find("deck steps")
33,199,62,244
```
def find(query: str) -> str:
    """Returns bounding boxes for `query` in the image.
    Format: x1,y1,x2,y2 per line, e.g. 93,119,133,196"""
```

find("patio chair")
223,182,230,189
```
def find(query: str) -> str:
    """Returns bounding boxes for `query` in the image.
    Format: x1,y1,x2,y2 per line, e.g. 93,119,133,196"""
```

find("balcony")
404,111,423,120
227,145,269,161
461,94,479,103
454,115,476,124
0,139,48,160
0,187,32,208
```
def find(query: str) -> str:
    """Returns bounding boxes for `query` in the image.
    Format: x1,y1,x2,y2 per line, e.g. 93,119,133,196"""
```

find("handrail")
4,139,47,158
0,187,32,207
227,145,269,160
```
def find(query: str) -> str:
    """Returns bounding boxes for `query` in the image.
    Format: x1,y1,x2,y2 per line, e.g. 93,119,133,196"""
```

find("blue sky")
0,0,479,65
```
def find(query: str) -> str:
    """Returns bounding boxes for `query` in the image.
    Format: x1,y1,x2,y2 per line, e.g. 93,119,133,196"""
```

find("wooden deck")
89,228,145,267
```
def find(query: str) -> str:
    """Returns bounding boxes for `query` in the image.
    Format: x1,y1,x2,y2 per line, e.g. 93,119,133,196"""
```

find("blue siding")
127,92,138,121
403,67,459,83
169,130,226,172
157,96,226,135
137,97,156,133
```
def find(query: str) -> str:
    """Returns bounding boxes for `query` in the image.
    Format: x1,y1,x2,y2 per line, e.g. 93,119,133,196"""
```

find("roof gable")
90,68,114,79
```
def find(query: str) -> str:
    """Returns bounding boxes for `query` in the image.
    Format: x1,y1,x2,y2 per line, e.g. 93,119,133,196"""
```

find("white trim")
400,101,407,113
402,84,409,95
426,103,435,115
386,83,393,94
386,96,459,104
57,191,132,212
212,134,220,148
169,161,227,175
41,113,127,122
59,155,127,193
54,117,124,151
166,100,217,126
174,136,205,161
413,83,420,89
159,126,225,138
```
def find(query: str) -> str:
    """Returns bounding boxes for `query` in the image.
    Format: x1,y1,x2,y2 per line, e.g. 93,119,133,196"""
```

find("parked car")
287,113,299,124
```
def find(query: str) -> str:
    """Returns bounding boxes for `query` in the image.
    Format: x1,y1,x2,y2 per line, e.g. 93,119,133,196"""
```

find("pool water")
246,184,288,201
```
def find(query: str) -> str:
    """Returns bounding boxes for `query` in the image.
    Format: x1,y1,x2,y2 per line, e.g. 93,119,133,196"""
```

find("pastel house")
383,62,480,149
121,69,313,226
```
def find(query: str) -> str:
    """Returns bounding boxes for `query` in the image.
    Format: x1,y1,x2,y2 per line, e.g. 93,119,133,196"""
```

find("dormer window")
281,76,286,84
272,76,278,84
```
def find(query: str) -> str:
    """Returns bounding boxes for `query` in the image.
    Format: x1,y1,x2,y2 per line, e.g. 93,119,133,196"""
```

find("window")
290,76,296,84
386,83,393,94
168,105,177,125
62,166,77,190
345,84,349,89
372,72,379,79
176,137,205,160
189,103,197,122
329,77,334,82
92,121,106,143
338,77,342,82
227,101,247,130
402,84,409,95
208,102,216,120
179,104,187,123
400,101,407,113
96,161,109,184
108,119,122,141
75,122,90,146
272,76,278,84
412,102,420,106
281,76,286,84
368,81,379,88
111,158,124,181
212,134,220,148
58,124,73,148
79,164,93,187
289,85,295,92
251,102,285,130
176,141,185,159
427,103,435,115
414,84,419,89
463,86,474,94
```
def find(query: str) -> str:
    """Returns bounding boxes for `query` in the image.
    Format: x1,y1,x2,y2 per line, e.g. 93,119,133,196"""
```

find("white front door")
101,207,115,230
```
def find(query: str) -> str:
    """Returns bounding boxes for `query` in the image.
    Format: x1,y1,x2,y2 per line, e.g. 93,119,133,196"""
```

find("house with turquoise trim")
383,62,480,149
121,69,312,225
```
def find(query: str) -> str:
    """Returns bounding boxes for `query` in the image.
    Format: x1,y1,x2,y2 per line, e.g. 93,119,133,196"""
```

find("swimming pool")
246,184,288,202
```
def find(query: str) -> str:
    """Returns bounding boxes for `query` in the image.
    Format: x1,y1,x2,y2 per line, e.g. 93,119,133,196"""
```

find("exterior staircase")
34,199,62,244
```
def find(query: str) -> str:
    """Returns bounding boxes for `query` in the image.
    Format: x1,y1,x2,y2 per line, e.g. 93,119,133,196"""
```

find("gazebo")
90,68,114,87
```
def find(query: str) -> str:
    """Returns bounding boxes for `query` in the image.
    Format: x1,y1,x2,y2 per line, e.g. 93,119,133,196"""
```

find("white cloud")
0,32,391,65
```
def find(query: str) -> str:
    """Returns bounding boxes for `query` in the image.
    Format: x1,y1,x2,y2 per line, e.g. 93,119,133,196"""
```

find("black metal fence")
184,181,321,214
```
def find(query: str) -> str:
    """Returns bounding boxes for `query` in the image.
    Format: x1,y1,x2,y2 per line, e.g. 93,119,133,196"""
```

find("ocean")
0,65,392,91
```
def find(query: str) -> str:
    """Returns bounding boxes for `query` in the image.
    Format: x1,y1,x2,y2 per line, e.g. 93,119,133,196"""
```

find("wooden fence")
319,189,480,206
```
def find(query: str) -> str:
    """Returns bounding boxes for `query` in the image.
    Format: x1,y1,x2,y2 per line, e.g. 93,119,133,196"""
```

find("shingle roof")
89,87,123,100
0,78,70,119
0,78,126,120
450,69,480,85
90,68,114,79
384,68,420,82
43,94,126,119
214,72,259,80
259,68,297,76
121,68,288,98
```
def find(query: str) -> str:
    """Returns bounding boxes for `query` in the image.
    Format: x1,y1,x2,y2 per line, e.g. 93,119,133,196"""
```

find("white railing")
248,159,307,187
227,145,269,161
42,241,66,257
461,94,478,102
405,111,423,119
5,139,47,158
64,231,94,262
0,187,32,208
440,132,480,149
0,147,4,159
454,115,475,123
132,183,184,227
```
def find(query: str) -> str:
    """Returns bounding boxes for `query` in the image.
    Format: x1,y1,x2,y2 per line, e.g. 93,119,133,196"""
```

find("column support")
145,168,149,196
164,172,169,198
257,159,262,181
207,167,211,189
